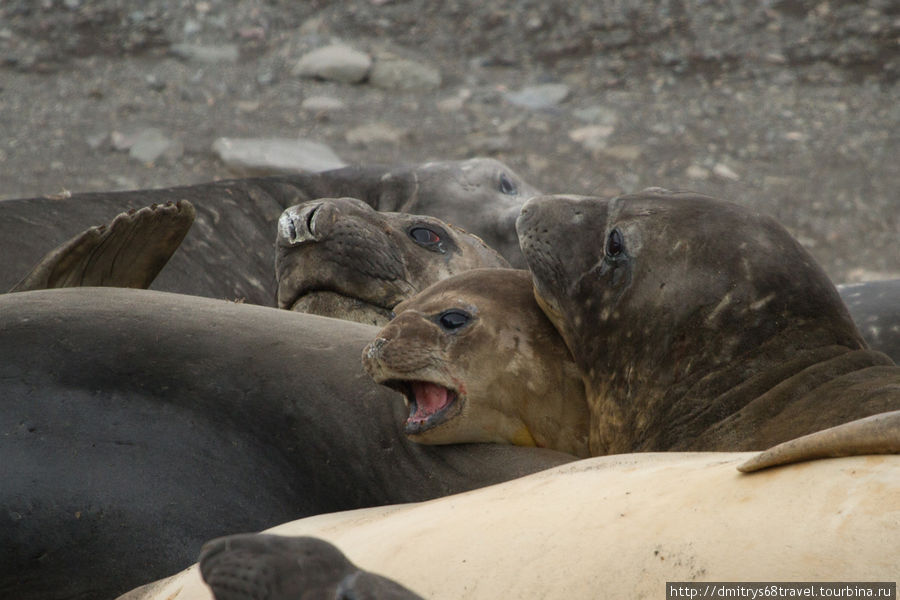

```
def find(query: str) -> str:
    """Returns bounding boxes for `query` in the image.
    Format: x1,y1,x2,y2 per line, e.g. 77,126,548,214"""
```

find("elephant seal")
117,452,900,600
837,279,900,363
363,268,589,457
10,200,195,292
0,287,573,600
0,158,536,303
276,198,508,326
197,534,423,600
517,190,900,456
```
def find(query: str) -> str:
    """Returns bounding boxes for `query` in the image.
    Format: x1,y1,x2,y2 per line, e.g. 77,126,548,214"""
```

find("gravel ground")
1,0,897,284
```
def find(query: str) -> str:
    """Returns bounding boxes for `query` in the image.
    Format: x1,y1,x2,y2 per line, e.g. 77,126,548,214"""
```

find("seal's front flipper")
738,410,900,473
10,200,195,292
199,533,424,600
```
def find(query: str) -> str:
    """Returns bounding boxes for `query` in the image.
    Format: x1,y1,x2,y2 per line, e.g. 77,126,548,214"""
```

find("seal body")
0,159,537,303
118,452,900,600
276,198,508,326
363,268,589,457
517,191,900,455
0,288,572,600
837,279,900,363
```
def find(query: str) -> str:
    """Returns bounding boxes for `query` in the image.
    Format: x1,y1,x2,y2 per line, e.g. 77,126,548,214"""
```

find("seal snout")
278,201,325,246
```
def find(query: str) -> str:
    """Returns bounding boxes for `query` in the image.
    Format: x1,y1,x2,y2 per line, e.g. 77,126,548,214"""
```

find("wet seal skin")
363,268,589,457
517,189,900,465
275,197,508,326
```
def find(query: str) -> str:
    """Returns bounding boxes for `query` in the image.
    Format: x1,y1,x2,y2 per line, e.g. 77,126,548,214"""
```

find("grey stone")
369,56,441,91
292,45,371,83
504,84,570,110
345,123,406,146
301,96,347,112
212,137,346,174
573,105,619,126
128,128,183,164
169,44,240,63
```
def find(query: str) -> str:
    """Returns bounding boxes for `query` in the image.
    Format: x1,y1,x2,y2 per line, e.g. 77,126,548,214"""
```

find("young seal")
197,534,423,600
0,287,572,600
516,190,900,456
9,200,195,292
362,269,589,457
276,198,508,326
117,452,900,600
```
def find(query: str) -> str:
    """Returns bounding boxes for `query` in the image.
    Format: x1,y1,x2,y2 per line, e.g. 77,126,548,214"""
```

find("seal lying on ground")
363,268,589,457
276,198,508,325
0,158,536,302
117,452,900,600
0,287,572,600
517,190,900,455
9,200,195,292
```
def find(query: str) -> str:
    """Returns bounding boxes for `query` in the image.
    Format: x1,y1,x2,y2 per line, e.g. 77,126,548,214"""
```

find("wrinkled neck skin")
586,321,876,455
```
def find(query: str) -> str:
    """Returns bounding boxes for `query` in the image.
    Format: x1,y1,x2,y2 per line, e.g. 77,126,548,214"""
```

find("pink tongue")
409,382,450,422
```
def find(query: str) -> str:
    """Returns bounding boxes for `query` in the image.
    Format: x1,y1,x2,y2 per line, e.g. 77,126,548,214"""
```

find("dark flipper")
10,200,195,292
738,410,900,473
199,533,423,600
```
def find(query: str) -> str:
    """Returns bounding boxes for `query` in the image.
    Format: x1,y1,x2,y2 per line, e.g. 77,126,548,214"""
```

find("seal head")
517,190,892,455
275,197,508,325
362,268,589,457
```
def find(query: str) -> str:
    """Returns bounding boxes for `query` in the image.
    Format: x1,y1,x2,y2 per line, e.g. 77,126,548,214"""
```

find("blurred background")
1,0,897,283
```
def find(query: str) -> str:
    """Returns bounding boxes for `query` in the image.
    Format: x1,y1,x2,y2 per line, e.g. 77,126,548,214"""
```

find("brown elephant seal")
362,268,590,457
517,190,900,458
276,198,509,326
198,534,423,600
10,200,195,293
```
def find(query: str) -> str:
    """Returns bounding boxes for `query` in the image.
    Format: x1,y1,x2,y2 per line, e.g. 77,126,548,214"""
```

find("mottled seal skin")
198,534,424,600
276,198,508,326
517,190,900,456
363,269,589,457
837,279,900,364
10,200,195,292
0,159,536,303
0,287,573,600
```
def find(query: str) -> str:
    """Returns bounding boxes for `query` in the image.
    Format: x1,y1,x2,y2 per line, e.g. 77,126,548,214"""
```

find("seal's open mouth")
385,380,462,435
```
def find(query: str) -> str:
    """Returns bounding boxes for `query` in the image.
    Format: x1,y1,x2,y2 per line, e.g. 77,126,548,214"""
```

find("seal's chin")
387,380,463,435
289,290,395,326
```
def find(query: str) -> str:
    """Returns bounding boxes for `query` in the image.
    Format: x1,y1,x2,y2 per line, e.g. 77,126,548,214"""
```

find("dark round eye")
409,227,441,245
499,173,517,195
606,228,624,257
437,309,471,331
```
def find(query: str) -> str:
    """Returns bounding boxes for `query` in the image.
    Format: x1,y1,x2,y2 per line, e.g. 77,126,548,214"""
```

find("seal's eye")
437,309,471,331
409,227,441,245
606,228,624,257
499,173,517,195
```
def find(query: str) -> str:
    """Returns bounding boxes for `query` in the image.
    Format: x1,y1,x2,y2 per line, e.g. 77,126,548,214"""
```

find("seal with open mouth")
275,197,509,326
362,268,590,457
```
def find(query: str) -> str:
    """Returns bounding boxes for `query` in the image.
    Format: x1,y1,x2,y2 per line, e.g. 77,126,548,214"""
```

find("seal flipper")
738,410,900,473
199,533,424,600
10,200,195,292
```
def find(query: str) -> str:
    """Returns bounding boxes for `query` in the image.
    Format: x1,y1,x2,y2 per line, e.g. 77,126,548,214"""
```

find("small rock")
369,55,441,91
129,128,183,164
465,133,512,155
437,96,465,112
301,96,347,112
169,44,239,63
596,145,642,162
86,132,108,150
345,123,406,146
145,74,166,91
573,105,619,126
712,162,740,181
212,137,346,174
685,165,710,180
568,125,615,151
292,45,372,84
504,83,570,110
